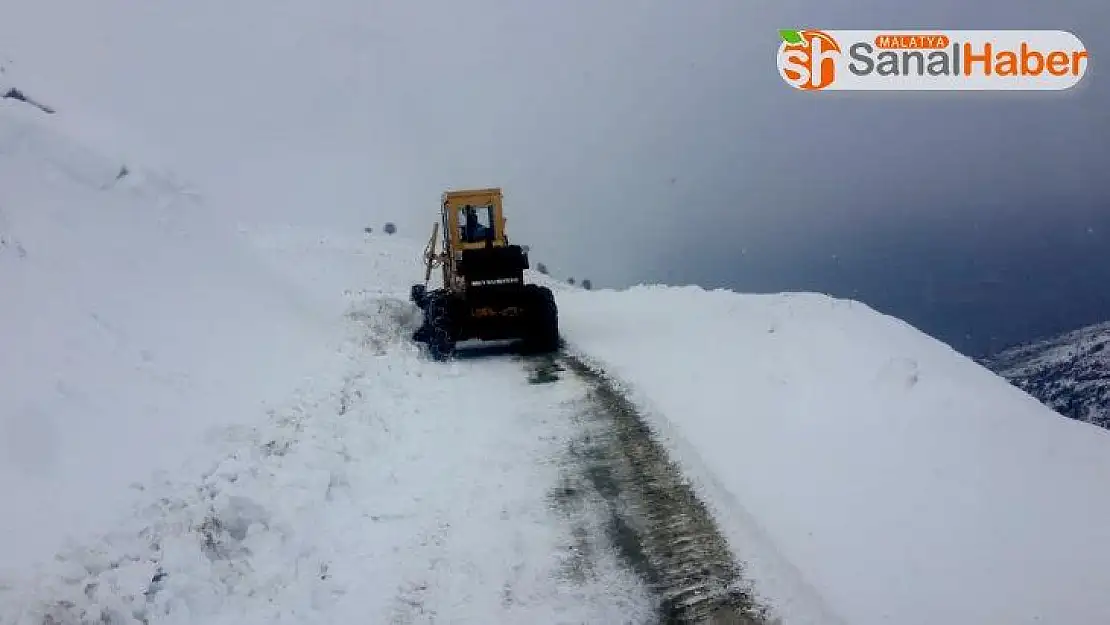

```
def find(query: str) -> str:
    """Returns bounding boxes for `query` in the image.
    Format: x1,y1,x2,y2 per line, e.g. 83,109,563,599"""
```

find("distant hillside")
981,321,1110,430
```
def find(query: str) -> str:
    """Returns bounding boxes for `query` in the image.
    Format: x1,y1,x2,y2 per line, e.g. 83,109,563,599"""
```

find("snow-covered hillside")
0,100,347,579
555,286,1110,625
982,321,1110,430
6,101,1110,623
1,104,654,624
4,5,1110,624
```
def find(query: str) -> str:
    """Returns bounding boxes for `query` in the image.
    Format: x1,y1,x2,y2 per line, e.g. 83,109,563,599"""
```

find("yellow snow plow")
410,188,559,359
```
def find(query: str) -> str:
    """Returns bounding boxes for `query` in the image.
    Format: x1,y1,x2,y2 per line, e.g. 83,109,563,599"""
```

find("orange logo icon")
777,29,842,90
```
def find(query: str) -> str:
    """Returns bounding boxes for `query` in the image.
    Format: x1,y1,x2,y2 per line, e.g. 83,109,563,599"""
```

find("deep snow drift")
0,104,653,624
4,16,1110,622
0,101,346,578
556,285,1110,625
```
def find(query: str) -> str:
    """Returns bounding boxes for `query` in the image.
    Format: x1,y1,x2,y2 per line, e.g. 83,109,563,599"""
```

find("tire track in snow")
2,295,762,625
4,298,653,625
342,299,655,624
548,355,773,625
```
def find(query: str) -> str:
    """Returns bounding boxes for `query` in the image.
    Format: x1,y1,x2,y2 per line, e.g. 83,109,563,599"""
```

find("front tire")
410,284,428,309
426,296,456,360
521,285,559,354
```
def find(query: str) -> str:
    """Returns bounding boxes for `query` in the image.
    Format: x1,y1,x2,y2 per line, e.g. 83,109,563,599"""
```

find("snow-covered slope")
0,100,344,578
4,5,1110,623
554,285,1110,625
1,104,652,624
6,102,1110,622
982,321,1110,430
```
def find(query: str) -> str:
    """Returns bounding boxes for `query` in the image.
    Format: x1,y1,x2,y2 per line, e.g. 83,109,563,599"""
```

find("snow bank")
244,226,426,313
2,293,654,625
2,211,653,623
557,284,1110,625
0,102,344,576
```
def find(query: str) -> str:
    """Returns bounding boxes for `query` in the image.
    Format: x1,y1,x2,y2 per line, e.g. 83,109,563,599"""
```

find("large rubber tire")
521,284,559,354
410,284,427,309
411,287,435,342
426,296,456,361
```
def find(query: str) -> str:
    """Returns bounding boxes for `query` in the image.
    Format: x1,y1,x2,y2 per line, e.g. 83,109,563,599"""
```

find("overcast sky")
3,0,1107,354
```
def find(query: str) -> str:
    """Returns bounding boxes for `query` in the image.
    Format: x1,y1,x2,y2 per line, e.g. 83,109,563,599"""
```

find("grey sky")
3,0,1107,354
370,0,1110,355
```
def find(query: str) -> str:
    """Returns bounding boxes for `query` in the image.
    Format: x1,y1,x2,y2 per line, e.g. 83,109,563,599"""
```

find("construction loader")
410,188,559,359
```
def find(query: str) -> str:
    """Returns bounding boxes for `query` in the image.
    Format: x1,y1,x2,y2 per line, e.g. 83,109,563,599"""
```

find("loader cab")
438,188,528,293
442,188,508,253
442,189,506,289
